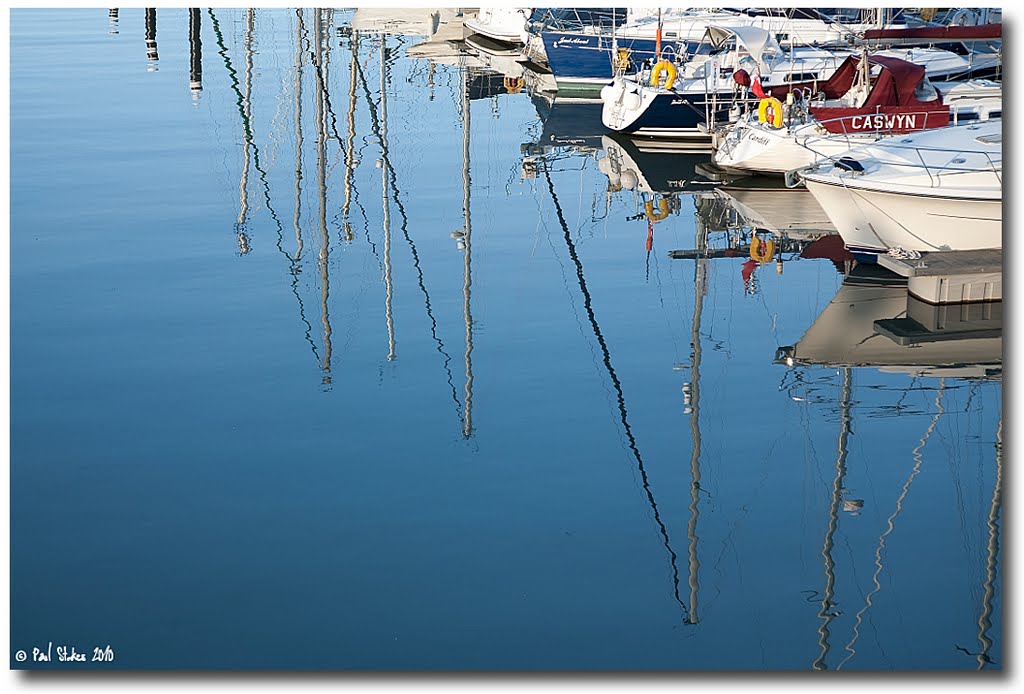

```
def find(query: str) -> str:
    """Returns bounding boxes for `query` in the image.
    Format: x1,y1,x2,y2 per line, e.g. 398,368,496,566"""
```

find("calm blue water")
10,8,1002,671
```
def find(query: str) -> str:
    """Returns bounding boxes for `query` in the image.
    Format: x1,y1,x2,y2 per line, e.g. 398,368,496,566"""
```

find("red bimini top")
777,55,950,135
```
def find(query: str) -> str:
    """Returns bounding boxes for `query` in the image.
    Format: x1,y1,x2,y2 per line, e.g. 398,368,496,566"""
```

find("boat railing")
528,8,627,36
826,138,1002,188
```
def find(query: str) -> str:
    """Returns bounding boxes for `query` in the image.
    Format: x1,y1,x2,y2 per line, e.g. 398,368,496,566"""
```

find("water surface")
10,8,1002,671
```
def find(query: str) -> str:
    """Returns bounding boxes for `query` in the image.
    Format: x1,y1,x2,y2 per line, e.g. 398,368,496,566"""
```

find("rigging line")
353,37,463,416
299,13,349,154
837,381,947,670
813,367,853,671
209,8,320,363
543,164,689,622
973,416,1002,669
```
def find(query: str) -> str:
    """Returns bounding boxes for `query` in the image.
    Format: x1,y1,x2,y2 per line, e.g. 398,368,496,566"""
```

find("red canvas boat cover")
774,55,949,134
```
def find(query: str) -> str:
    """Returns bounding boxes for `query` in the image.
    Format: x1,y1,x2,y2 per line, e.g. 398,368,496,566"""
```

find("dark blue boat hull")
617,91,734,135
542,32,705,85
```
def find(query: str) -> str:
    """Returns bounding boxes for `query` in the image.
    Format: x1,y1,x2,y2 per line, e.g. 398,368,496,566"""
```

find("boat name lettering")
849,113,919,131
748,133,772,146
554,37,592,47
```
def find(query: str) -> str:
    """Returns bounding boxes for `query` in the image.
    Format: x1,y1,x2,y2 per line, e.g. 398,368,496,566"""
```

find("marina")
8,7,1002,672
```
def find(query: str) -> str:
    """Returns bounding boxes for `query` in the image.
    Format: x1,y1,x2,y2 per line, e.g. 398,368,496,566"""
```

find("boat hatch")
834,157,865,173
976,133,1001,145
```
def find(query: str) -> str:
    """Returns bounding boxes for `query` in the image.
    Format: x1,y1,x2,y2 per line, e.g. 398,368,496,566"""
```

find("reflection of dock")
777,279,1002,379
350,7,467,38
877,249,1002,305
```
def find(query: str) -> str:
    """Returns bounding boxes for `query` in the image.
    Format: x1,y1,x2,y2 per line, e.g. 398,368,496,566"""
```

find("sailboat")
545,7,929,92
713,53,1001,176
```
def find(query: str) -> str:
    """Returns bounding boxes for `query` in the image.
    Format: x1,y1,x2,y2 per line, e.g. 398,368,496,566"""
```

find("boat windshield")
914,77,941,102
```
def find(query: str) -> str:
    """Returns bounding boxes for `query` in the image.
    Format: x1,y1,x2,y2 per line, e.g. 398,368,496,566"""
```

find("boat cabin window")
785,72,818,82
913,77,941,102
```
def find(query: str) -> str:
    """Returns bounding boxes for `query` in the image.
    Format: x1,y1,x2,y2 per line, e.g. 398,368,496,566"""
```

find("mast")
684,223,708,625
655,8,662,61
381,34,396,362
236,8,255,254
145,8,158,67
315,8,333,382
293,8,304,262
461,57,475,439
188,9,202,101
342,25,359,241
812,367,853,669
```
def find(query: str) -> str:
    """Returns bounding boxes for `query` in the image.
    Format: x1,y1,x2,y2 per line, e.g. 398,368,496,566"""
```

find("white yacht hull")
803,178,1002,254
715,123,858,175
798,120,1002,254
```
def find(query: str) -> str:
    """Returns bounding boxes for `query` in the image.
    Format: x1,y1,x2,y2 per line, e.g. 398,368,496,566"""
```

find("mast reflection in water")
8,7,1002,671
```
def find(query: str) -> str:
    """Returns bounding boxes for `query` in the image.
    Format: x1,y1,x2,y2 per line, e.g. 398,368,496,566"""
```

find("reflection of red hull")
800,234,855,265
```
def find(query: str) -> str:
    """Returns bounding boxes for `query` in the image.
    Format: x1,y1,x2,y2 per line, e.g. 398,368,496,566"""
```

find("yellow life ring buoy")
503,76,524,94
649,60,677,90
645,198,670,222
920,8,937,21
757,97,784,129
750,236,775,263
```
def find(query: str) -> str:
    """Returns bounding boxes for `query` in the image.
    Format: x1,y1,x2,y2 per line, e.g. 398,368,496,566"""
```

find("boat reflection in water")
777,272,1002,379
710,176,837,238
597,133,718,196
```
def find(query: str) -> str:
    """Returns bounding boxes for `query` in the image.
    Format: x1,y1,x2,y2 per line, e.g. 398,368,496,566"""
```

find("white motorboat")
713,54,1002,176
796,119,1001,255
